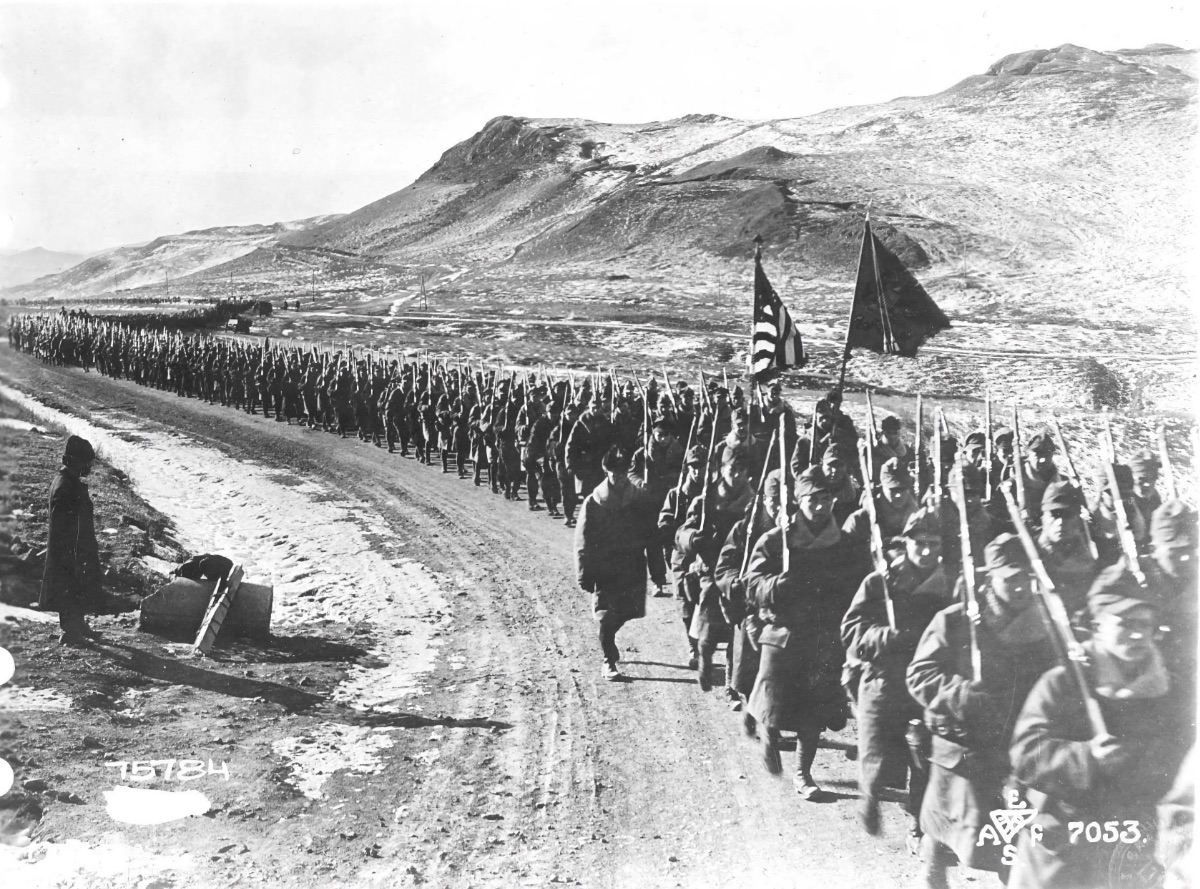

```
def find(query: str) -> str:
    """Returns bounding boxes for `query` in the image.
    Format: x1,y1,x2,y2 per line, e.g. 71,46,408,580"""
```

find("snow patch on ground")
270,726,396,799
4,836,197,889
0,383,453,802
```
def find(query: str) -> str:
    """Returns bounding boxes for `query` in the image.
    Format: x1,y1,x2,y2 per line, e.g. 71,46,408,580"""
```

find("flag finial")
753,234,763,260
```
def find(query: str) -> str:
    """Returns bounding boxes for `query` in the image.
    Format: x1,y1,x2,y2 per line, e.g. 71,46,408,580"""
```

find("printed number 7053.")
1067,821,1141,844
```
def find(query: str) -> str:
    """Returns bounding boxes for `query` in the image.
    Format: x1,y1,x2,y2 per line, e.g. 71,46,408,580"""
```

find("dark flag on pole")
751,242,804,381
842,217,949,359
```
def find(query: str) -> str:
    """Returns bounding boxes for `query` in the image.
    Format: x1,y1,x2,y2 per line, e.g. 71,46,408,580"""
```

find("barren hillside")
9,44,1197,412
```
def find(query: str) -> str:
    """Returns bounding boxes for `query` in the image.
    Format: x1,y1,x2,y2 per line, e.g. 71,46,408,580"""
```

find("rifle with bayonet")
950,455,981,681
1048,414,1099,559
1158,424,1177,501
1012,404,1027,519
858,431,896,630
1099,435,1149,587
1002,486,1108,736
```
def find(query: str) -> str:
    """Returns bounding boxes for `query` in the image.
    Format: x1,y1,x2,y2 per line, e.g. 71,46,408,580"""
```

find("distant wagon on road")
255,300,273,316
226,316,252,334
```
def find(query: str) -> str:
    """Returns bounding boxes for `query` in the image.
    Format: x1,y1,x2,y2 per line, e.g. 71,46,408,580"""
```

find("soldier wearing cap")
1127,449,1162,547
990,428,1015,502
842,506,955,839
717,468,786,717
795,391,858,472
744,466,870,799
961,431,987,472
907,534,1057,887
1089,462,1148,565
1008,562,1187,889
675,446,754,694
873,457,919,539
1148,500,1198,694
758,379,798,461
566,395,614,499
633,418,684,591
574,447,653,681
1016,430,1060,521
40,435,102,645
1036,480,1099,618
872,415,910,478
660,444,708,619
821,442,861,525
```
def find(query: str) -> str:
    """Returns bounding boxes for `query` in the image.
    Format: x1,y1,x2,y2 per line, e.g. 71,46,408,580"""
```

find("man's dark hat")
1025,432,1056,456
795,467,835,497
1088,561,1154,618
1041,480,1084,514
64,435,96,465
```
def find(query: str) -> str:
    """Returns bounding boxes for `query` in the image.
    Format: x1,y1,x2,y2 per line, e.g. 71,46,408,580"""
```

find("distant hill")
9,44,1195,411
284,45,1193,294
0,247,89,287
6,216,341,299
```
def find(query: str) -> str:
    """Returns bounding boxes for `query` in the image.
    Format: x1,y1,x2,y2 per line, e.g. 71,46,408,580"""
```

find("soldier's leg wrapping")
646,543,667,588
525,461,540,506
542,464,560,513
598,611,626,665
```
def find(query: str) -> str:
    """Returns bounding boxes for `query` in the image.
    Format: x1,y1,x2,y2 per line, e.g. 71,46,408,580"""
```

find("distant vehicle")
226,317,252,333
256,300,273,316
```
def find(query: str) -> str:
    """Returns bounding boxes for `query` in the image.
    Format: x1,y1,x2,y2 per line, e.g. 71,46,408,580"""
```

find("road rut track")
1,343,962,888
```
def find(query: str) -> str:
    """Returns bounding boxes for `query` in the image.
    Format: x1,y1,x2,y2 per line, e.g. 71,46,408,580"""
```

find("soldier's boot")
458,455,469,479
441,450,451,473
473,461,483,486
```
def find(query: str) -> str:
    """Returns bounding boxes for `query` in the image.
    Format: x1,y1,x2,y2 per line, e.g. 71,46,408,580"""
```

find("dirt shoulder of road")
0,391,391,887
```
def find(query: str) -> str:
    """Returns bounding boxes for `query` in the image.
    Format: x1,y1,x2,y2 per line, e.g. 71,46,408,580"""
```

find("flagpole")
868,217,897,354
750,236,763,390
837,210,872,393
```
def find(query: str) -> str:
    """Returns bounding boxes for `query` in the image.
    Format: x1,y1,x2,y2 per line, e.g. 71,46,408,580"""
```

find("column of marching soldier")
9,311,1197,889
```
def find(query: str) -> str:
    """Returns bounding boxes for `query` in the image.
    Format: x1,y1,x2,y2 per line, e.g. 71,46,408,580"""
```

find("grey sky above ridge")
0,0,1195,253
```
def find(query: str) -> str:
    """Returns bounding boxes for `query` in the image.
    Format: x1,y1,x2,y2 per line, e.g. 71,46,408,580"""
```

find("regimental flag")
751,246,804,380
843,218,950,358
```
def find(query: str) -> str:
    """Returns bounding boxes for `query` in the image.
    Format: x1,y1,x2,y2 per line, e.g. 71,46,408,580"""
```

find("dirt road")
1,345,962,888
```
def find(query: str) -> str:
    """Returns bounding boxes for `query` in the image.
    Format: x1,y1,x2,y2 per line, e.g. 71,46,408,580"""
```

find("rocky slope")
9,44,1196,411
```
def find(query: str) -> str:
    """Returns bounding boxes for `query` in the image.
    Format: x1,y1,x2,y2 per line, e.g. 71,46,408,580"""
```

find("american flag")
751,246,803,380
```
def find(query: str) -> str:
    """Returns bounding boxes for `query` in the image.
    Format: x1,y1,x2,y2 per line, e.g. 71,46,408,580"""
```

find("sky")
0,0,1195,253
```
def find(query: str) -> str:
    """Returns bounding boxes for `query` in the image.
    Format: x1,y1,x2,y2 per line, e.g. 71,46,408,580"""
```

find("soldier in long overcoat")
745,466,868,798
906,533,1058,888
842,506,954,839
574,447,652,681
40,435,102,645
1007,564,1189,889
674,445,754,695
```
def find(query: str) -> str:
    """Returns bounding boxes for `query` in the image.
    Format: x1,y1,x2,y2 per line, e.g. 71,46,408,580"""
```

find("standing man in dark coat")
566,398,613,499
574,447,652,681
40,435,102,645
745,466,867,798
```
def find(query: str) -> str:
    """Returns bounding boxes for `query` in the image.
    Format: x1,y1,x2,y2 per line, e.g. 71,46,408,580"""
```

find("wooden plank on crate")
192,563,244,656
